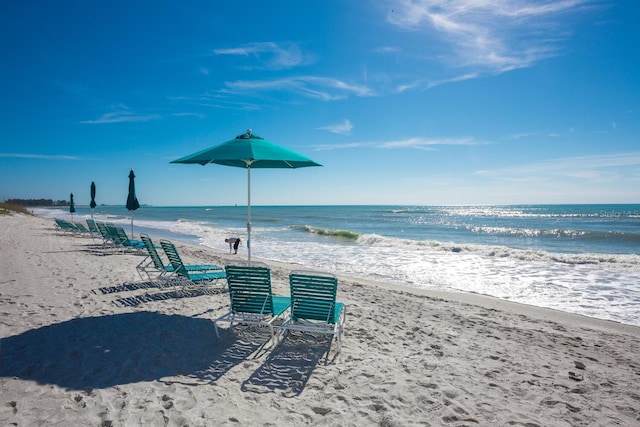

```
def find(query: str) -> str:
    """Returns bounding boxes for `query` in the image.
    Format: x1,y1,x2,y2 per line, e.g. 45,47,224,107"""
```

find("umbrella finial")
247,128,252,135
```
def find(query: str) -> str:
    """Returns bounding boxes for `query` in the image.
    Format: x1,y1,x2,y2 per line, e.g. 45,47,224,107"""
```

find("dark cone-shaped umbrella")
126,169,140,238
171,129,322,263
90,181,97,219
69,193,76,222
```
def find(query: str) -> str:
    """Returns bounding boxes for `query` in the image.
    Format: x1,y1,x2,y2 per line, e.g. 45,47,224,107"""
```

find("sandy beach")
1,213,639,426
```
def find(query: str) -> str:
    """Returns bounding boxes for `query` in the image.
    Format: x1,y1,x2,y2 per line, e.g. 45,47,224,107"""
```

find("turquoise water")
38,204,640,326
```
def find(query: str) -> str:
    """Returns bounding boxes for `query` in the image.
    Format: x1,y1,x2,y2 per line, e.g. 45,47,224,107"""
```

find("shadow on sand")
0,311,268,390
241,331,334,397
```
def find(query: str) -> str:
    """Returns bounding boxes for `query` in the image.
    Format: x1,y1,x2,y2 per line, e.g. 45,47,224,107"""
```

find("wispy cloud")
314,136,484,151
380,136,482,150
397,72,481,92
172,112,206,119
388,0,592,74
223,76,374,101
0,153,78,160
376,46,401,54
214,41,313,70
317,119,354,135
81,110,161,124
476,152,640,179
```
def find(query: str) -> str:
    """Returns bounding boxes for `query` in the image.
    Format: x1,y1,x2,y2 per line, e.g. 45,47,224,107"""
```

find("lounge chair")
137,233,223,283
74,222,91,234
54,218,79,233
213,263,291,339
106,224,145,252
159,239,226,291
86,219,100,237
278,270,346,356
95,221,115,246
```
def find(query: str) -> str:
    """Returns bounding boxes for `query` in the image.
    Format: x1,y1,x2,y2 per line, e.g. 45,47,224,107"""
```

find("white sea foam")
35,206,640,326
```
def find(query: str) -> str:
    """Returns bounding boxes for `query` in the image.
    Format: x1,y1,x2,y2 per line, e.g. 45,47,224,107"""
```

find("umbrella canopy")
69,193,75,222
90,182,97,209
171,129,322,262
126,170,140,211
90,181,97,219
126,169,140,238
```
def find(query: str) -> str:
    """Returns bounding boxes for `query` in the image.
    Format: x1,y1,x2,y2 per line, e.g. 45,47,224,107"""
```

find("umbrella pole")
247,166,252,264
131,211,134,239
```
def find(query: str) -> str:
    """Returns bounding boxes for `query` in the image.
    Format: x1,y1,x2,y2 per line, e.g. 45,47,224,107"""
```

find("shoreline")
1,213,639,425
230,241,640,337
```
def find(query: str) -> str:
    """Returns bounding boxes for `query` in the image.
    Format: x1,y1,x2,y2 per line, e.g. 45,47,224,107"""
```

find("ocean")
36,204,640,326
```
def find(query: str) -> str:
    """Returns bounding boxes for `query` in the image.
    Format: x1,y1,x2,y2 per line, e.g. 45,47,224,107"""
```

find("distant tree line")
4,198,70,207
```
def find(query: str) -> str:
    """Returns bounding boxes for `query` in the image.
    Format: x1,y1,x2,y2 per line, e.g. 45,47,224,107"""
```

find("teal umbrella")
171,129,322,263
90,181,97,219
69,193,75,222
126,169,140,238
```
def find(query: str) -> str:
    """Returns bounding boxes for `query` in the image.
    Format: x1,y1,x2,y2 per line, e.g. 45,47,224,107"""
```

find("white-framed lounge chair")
54,218,80,234
159,239,227,292
86,219,100,240
213,263,291,339
73,222,92,235
106,224,145,253
137,233,223,283
95,221,115,246
278,270,346,357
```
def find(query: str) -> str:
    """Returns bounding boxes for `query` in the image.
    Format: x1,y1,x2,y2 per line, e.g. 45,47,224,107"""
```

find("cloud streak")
314,136,484,151
0,153,78,160
81,111,161,124
214,41,313,70
223,76,374,101
476,151,640,179
317,119,354,135
388,0,591,74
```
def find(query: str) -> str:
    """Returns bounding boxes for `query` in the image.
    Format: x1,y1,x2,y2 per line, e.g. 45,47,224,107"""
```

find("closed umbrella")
69,193,75,222
126,169,140,238
171,129,321,263
90,181,97,219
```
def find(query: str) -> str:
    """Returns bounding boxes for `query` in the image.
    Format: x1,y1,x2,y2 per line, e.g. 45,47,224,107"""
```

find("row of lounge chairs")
55,218,143,253
135,233,346,356
54,218,92,235
55,217,346,357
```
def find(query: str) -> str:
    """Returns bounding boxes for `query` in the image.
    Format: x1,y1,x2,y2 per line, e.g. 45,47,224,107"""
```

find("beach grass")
0,203,34,216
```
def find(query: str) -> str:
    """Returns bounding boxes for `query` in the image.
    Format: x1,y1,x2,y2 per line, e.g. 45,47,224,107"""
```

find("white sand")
1,213,639,426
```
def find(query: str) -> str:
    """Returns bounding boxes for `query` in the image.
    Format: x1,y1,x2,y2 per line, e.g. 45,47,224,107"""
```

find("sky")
1,0,639,207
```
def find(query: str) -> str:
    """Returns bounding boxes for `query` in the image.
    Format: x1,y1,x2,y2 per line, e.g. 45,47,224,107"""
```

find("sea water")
37,204,640,326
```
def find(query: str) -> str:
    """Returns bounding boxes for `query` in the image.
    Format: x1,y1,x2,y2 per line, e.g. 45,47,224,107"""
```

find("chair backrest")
113,226,132,244
105,224,124,245
55,218,76,231
140,234,167,270
289,271,339,323
159,240,188,277
225,265,274,315
86,219,99,233
75,222,89,232
95,222,111,241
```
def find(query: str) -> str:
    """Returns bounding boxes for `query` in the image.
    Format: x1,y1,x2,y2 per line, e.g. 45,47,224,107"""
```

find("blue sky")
1,0,638,206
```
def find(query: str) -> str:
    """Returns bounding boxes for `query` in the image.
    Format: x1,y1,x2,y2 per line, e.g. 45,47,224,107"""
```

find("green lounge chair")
159,239,226,291
73,222,91,234
137,233,223,283
214,263,291,339
95,221,115,246
54,218,78,233
85,219,100,238
279,270,346,356
106,224,145,252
